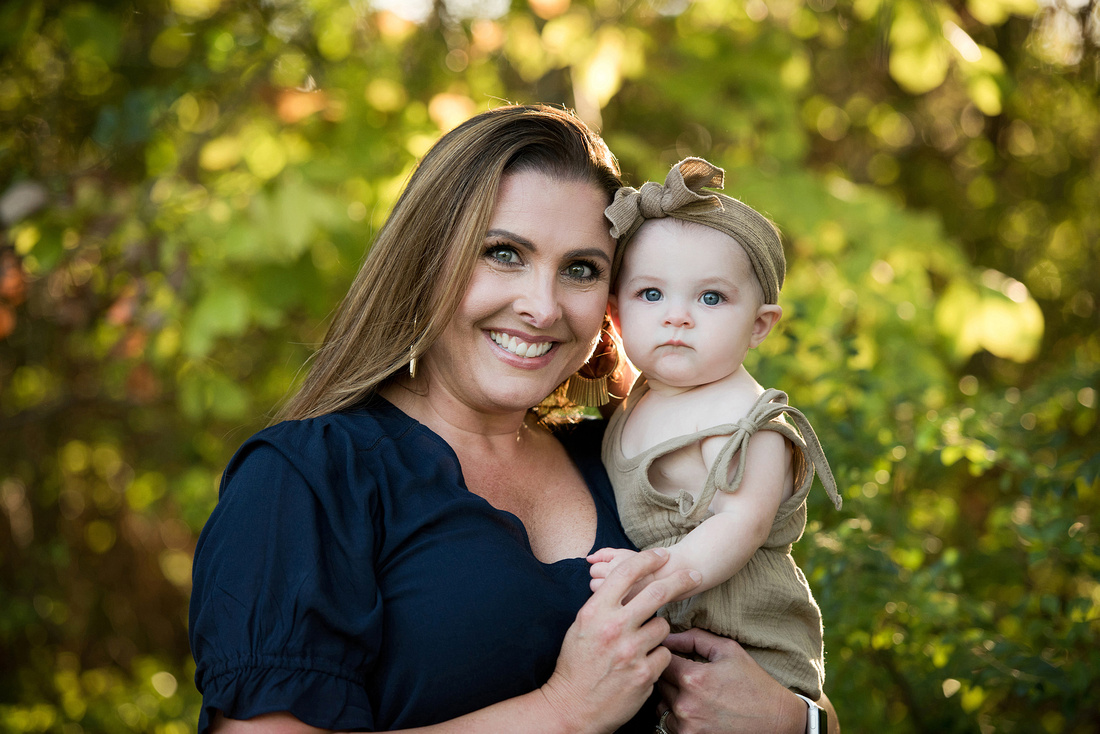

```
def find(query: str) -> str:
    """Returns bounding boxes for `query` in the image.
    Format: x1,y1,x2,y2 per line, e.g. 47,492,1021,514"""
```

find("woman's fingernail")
689,570,702,583
653,547,669,557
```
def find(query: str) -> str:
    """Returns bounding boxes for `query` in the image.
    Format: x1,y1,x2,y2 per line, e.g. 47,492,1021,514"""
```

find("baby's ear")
750,304,782,348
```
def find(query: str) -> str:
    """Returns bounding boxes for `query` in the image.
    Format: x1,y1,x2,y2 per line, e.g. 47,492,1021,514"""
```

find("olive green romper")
602,382,842,699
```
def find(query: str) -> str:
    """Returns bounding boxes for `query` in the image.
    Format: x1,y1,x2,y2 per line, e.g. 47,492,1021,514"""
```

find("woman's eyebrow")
485,229,611,264
485,228,538,254
571,247,612,264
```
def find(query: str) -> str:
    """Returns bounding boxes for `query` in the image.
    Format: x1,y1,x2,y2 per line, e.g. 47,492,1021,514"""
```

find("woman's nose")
513,276,562,329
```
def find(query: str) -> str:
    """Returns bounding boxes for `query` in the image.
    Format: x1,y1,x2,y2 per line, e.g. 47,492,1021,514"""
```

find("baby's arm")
677,431,792,598
591,429,792,601
668,429,792,600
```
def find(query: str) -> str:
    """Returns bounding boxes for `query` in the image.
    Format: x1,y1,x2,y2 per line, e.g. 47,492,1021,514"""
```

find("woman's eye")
488,246,519,264
701,291,722,306
565,262,595,279
642,288,662,302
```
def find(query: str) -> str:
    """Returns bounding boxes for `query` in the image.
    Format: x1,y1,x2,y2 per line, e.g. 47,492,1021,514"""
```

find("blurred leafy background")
1,0,1097,731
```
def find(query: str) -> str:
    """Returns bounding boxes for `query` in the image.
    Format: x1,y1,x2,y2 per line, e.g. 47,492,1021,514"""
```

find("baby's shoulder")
687,380,765,429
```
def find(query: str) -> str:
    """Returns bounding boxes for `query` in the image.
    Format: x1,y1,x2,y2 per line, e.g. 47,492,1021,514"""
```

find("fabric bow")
605,157,786,305
605,157,726,241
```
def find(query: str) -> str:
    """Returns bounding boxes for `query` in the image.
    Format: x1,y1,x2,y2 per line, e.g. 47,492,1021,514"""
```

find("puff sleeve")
189,432,381,732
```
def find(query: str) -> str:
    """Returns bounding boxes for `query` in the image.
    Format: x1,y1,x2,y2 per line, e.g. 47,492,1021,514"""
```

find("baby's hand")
587,547,640,592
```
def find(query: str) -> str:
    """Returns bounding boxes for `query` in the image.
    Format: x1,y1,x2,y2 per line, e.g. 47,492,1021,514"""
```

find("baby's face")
613,218,774,389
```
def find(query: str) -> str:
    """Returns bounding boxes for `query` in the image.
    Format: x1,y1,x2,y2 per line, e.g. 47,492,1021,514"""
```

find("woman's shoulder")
212,399,440,528
257,398,415,447
226,399,422,477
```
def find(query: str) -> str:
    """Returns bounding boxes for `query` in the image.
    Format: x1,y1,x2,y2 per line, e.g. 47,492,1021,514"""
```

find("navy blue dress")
189,397,655,732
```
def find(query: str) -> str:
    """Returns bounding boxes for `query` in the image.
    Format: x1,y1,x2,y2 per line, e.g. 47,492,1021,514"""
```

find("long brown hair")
276,105,622,422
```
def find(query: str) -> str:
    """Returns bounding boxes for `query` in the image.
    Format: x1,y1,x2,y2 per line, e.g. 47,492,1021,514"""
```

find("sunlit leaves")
314,5,357,61
427,93,477,132
171,0,222,21
1031,0,1092,65
881,0,1019,116
889,0,952,94
968,0,1039,25
573,25,631,121
59,4,122,68
365,77,408,112
198,135,241,171
150,27,192,69
934,274,1044,363
183,281,250,357
242,129,288,180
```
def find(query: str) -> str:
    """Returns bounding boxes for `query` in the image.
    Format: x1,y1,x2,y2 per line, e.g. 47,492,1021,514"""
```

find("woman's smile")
489,330,555,359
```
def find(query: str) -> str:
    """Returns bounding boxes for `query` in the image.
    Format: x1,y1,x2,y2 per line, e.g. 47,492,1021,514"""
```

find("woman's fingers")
638,615,674,657
546,557,683,730
663,628,737,662
590,547,671,604
659,628,811,734
541,549,703,731
623,569,701,625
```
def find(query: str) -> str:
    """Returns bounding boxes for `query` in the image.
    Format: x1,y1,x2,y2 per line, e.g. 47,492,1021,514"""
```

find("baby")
590,157,842,700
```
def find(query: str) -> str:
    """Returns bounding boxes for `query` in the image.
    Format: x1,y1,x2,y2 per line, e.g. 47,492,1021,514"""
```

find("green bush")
1,0,1097,730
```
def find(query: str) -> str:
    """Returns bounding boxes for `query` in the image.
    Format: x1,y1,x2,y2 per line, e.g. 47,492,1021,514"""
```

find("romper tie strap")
708,389,842,511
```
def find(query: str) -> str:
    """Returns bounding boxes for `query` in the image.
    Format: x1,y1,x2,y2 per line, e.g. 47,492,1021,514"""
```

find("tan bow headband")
605,157,785,305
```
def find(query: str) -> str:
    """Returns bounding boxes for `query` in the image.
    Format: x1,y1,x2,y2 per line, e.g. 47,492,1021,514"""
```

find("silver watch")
793,693,827,734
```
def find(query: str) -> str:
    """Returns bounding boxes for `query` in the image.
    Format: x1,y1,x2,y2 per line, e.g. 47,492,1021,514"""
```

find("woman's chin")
449,375,545,413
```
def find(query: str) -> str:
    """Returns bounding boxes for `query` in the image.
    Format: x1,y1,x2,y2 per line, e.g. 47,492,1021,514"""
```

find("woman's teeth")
490,331,552,358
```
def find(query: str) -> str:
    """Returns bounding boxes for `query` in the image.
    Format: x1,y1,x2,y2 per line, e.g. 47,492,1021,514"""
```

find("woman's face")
422,170,615,417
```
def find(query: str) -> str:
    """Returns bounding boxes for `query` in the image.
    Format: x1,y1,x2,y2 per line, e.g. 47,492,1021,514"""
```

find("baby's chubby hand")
587,547,642,593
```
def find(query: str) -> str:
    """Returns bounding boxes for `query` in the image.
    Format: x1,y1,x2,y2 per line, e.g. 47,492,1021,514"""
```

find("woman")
189,104,836,733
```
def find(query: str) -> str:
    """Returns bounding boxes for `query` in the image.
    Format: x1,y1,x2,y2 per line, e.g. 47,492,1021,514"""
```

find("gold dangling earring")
408,316,419,378
565,313,616,408
565,372,609,407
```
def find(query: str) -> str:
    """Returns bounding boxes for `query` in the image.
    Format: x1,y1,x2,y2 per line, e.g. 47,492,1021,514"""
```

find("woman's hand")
657,628,827,734
542,547,702,734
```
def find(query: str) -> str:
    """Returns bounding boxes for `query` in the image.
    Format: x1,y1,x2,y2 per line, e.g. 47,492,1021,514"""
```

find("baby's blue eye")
701,291,722,306
642,288,662,302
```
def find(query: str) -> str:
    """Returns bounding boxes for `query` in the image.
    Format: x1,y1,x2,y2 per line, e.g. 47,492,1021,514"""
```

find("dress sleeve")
189,436,380,732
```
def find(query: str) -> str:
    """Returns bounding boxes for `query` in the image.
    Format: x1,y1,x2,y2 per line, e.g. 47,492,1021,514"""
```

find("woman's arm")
213,548,702,734
658,629,840,734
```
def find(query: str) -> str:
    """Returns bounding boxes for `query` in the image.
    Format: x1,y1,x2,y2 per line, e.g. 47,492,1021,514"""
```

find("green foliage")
1,0,1097,730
